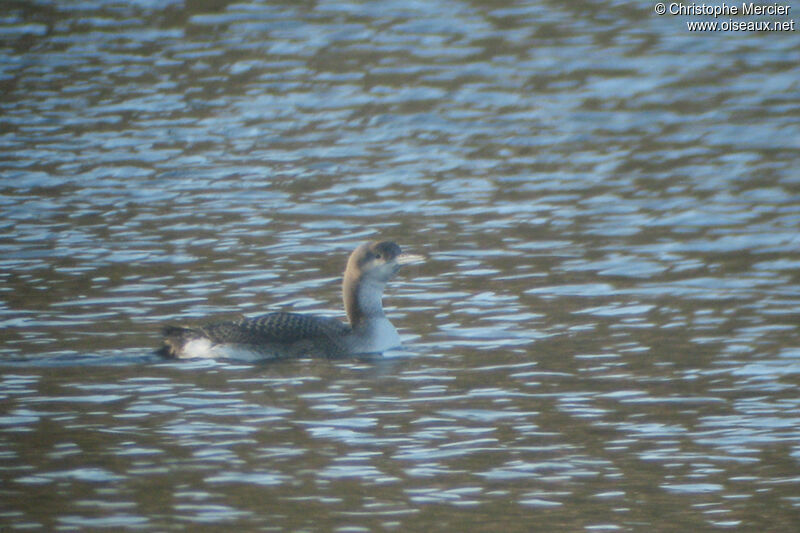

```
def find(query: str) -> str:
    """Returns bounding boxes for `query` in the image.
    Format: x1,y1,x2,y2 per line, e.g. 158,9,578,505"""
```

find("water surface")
1,1,799,531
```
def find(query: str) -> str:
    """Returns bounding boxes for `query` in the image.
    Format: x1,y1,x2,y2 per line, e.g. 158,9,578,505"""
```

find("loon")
158,241,423,360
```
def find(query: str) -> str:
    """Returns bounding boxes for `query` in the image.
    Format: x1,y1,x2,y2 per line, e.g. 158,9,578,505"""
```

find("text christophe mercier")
666,2,791,16
656,2,795,31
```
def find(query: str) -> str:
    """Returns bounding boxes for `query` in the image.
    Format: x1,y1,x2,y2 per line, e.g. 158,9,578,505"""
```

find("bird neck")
343,274,386,328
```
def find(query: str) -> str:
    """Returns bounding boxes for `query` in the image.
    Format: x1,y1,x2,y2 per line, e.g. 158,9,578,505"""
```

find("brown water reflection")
1,0,799,531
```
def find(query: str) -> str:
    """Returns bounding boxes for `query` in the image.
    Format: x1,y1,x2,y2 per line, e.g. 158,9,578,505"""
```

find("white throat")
343,275,401,352
355,277,388,320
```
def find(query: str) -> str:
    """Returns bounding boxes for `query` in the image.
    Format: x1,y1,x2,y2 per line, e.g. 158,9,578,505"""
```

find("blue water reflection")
2,0,800,531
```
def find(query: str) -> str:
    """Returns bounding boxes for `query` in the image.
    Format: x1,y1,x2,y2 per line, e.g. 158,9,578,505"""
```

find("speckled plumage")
204,312,349,344
160,313,350,358
158,241,423,360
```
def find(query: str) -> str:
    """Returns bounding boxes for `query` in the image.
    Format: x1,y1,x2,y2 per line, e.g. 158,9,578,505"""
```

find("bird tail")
157,325,200,358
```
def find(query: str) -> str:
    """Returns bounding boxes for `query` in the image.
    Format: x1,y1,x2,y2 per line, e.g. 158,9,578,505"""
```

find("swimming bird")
158,241,423,360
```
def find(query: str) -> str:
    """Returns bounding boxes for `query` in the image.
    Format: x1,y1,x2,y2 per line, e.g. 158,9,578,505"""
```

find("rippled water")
2,0,799,531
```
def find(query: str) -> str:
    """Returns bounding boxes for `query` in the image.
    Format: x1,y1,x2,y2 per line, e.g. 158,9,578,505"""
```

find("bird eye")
375,253,382,259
